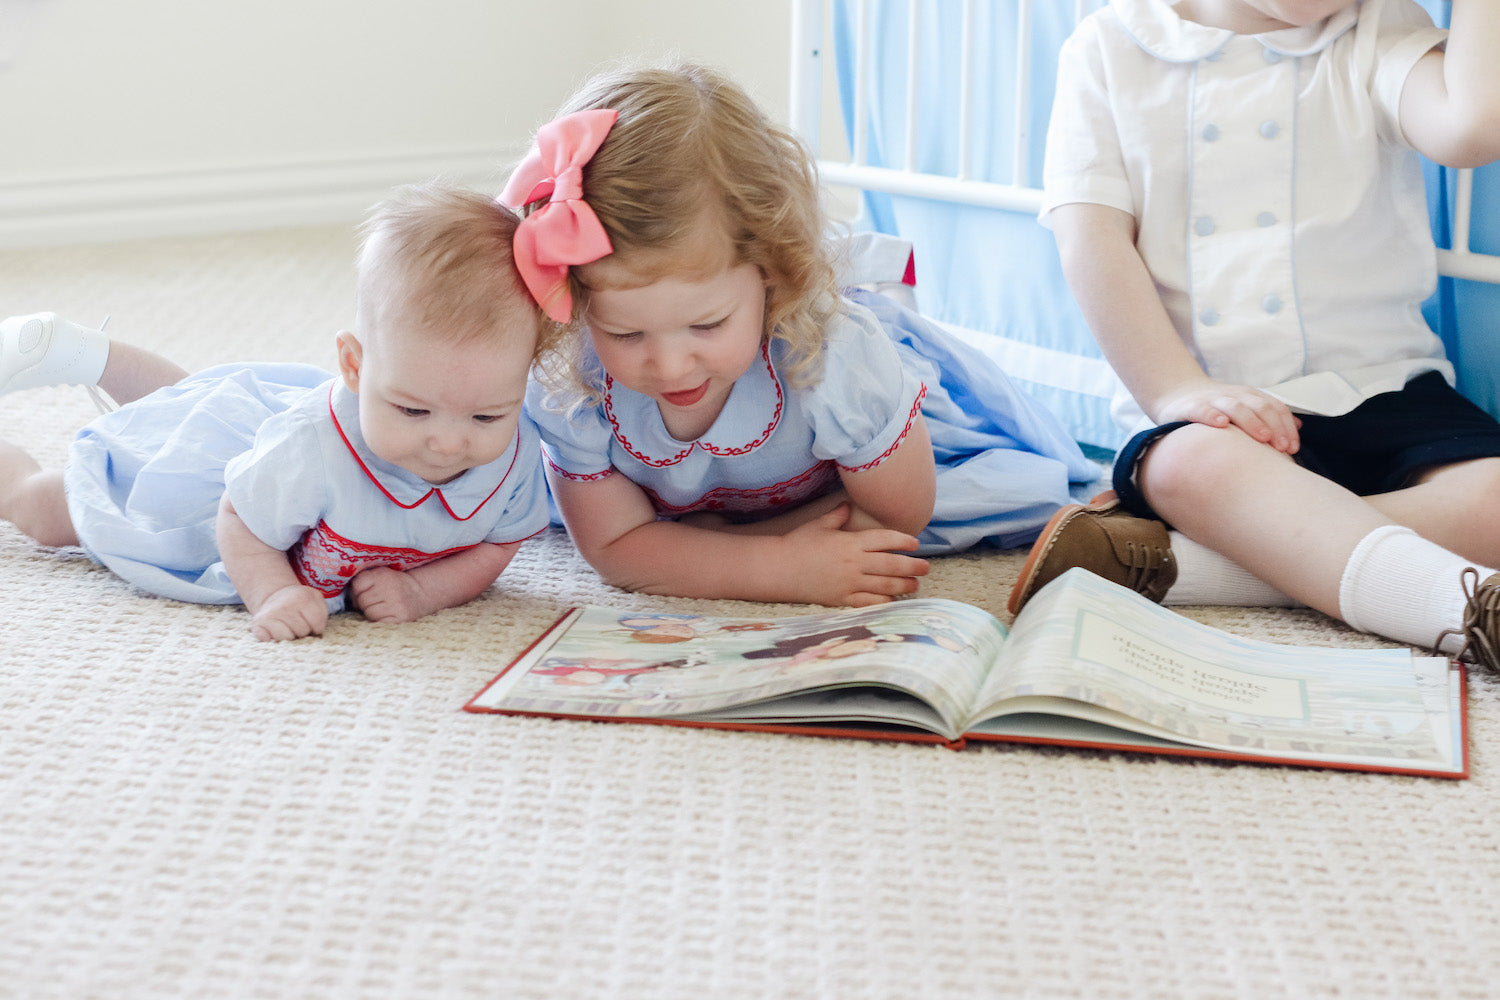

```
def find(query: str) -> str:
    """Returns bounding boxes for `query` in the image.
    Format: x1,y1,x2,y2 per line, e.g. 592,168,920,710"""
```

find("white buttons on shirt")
1195,217,1215,236
1258,211,1277,227
1202,124,1220,142
1199,308,1219,326
1263,295,1282,314
1260,120,1280,139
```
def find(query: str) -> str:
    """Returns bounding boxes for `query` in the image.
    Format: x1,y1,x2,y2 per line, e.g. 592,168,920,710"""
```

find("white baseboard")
0,147,520,249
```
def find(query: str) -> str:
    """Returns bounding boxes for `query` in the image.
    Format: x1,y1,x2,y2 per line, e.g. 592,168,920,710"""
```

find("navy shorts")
1112,371,1500,522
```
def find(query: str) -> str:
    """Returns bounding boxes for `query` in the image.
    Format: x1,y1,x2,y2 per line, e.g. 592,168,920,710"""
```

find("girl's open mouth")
662,381,709,407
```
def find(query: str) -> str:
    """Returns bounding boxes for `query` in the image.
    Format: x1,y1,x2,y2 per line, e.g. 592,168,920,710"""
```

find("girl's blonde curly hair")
524,61,840,401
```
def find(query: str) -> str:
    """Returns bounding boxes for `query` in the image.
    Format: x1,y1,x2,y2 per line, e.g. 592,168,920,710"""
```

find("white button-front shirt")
1042,0,1451,429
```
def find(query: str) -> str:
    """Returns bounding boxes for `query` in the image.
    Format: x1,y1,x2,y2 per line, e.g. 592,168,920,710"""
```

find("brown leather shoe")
1437,568,1500,673
1008,492,1177,614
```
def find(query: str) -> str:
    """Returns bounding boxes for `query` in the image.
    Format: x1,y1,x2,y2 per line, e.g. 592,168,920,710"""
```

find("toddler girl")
512,62,1099,607
0,184,550,641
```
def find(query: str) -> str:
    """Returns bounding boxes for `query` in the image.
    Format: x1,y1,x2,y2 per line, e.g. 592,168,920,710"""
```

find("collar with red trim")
600,342,785,467
327,382,520,521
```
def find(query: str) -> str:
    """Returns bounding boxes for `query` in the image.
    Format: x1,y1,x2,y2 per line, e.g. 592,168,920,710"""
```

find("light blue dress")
64,363,550,609
528,289,1100,554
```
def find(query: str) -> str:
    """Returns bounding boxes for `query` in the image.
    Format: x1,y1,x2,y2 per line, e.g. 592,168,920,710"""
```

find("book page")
973,569,1448,763
471,598,1007,737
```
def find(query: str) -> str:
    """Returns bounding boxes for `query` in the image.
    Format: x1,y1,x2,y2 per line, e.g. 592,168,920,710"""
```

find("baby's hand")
782,505,930,607
249,584,329,642
1154,381,1301,454
349,566,431,624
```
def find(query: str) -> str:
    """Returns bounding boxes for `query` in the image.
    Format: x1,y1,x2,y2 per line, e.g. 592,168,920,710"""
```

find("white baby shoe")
0,312,110,398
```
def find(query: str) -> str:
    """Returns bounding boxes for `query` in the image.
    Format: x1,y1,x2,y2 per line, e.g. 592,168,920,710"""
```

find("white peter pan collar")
1113,0,1357,63
327,381,518,521
602,343,784,467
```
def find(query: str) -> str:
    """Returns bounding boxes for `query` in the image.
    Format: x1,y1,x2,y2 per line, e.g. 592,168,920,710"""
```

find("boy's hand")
1154,381,1301,454
249,584,329,642
780,505,929,607
348,566,432,624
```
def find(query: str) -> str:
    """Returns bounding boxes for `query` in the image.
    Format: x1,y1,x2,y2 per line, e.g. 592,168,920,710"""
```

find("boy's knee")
1136,423,1250,510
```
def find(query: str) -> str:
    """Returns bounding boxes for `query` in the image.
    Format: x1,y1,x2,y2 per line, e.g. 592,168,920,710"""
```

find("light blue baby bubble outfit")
64,363,549,609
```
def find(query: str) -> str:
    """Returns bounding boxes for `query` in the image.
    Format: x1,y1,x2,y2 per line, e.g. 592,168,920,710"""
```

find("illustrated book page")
466,569,1466,776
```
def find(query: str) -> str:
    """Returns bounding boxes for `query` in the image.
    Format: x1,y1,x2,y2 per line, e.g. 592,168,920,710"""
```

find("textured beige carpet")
2,227,1498,1000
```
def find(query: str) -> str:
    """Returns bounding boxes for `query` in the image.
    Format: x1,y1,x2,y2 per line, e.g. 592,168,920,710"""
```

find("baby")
0,183,551,640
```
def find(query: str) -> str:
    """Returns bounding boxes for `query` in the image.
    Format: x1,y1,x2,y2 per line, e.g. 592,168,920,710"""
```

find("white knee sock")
1160,531,1299,607
1337,524,1492,654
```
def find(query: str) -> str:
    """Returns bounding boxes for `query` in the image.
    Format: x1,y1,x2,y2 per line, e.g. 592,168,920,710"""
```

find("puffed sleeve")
524,371,614,479
1368,0,1448,148
1039,13,1135,227
222,403,331,552
800,302,925,471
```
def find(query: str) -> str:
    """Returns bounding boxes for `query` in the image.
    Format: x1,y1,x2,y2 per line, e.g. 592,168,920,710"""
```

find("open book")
467,569,1468,778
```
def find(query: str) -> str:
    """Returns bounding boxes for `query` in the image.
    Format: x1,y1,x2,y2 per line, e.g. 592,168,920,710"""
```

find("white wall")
0,0,793,247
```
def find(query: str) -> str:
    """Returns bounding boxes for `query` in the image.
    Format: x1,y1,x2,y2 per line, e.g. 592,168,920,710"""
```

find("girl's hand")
348,566,430,624
781,505,930,607
249,584,329,642
1153,381,1301,454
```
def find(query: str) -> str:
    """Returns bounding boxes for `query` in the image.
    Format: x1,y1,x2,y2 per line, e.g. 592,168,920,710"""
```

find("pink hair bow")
501,108,619,322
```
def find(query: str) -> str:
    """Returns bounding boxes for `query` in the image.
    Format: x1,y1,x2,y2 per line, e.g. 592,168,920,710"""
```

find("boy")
1009,0,1500,671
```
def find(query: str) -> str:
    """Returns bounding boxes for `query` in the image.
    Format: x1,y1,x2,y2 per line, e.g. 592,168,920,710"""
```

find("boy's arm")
1050,202,1302,454
349,541,523,624
1400,2,1500,168
216,494,329,642
548,466,928,607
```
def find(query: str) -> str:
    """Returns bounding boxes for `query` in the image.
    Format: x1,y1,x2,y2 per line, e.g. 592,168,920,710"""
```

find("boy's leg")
1162,531,1298,606
1009,428,1296,612
0,441,77,547
1009,503,1297,611
1141,423,1496,661
1361,456,1500,567
1138,423,1383,613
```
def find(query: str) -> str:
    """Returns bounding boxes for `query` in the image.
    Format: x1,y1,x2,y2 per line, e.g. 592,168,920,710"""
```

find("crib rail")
790,0,1500,285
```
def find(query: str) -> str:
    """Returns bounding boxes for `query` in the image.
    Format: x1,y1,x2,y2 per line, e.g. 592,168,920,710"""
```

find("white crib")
788,0,1500,448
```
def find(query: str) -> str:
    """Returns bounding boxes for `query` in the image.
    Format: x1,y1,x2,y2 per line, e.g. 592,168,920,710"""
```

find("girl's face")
337,317,532,486
583,261,770,441
1178,0,1354,31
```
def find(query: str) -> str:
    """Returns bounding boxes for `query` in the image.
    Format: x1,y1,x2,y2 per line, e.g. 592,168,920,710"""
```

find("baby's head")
521,62,839,386
339,184,545,485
